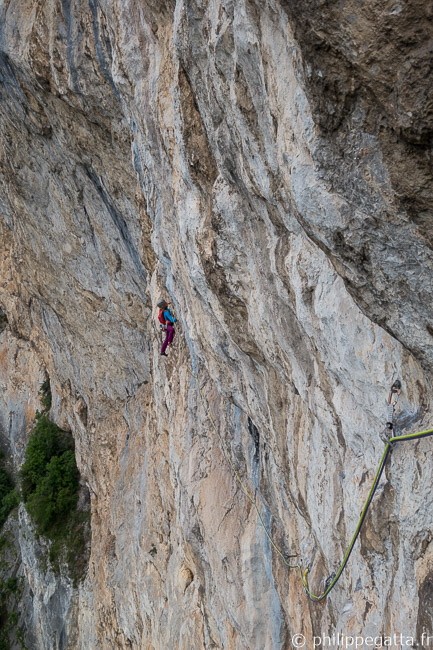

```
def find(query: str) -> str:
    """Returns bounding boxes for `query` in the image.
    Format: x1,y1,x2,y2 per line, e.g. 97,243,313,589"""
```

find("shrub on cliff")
20,414,76,507
0,453,19,529
25,449,78,533
39,378,52,413
20,413,89,583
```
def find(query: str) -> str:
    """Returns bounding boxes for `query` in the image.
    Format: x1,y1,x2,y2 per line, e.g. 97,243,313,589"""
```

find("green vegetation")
38,378,52,414
19,381,90,585
0,453,19,530
0,574,25,650
20,414,78,528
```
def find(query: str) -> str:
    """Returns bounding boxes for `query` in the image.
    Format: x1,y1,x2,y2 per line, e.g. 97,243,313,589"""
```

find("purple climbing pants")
161,324,175,355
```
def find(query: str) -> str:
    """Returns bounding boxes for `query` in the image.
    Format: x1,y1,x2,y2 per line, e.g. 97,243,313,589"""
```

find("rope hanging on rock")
301,426,433,601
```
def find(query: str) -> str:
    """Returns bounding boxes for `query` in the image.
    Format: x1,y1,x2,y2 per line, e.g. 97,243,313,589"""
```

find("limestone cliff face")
0,1,432,648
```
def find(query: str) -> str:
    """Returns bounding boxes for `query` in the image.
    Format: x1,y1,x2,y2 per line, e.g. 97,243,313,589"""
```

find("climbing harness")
161,306,433,601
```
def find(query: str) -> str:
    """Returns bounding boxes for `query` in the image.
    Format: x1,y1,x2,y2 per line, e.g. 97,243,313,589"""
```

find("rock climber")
157,299,177,357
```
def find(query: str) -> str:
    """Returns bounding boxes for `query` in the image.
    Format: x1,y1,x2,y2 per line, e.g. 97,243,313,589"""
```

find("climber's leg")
161,324,174,355
161,327,170,355
167,325,175,347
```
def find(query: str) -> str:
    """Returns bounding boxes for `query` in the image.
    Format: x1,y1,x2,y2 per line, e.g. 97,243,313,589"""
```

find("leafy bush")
20,413,89,584
0,489,19,528
26,451,78,533
0,464,18,529
39,378,52,413
20,415,74,503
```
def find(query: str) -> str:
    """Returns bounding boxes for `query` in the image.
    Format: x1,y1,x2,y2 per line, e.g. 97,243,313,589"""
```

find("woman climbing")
157,299,177,357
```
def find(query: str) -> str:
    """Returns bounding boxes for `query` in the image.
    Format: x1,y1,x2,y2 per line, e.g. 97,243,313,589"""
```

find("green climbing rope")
301,426,433,600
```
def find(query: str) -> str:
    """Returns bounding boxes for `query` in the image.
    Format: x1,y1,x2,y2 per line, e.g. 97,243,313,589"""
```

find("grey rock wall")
0,1,432,648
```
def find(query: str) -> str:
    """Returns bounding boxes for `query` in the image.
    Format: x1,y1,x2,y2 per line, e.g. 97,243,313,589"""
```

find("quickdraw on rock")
379,379,401,446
